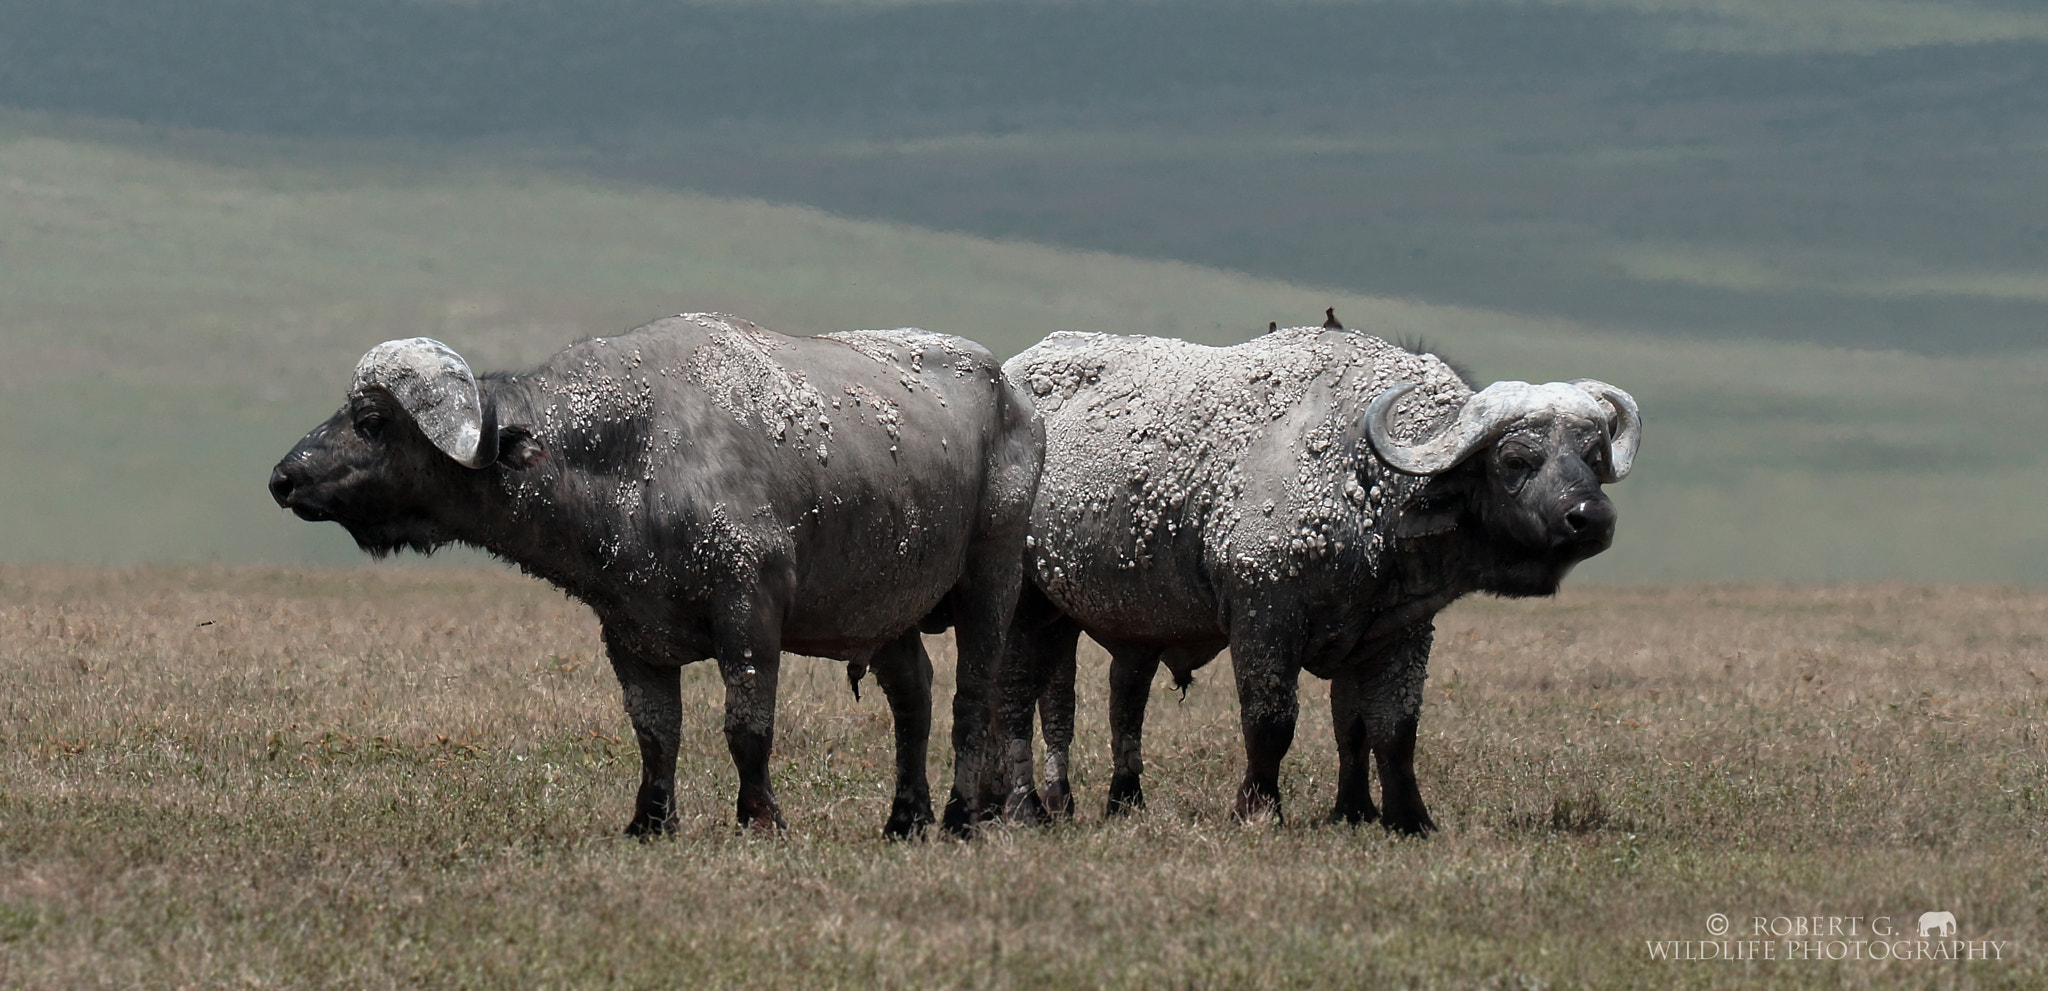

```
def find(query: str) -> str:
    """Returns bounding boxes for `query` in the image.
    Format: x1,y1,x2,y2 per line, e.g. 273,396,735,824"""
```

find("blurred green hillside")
3,114,2043,581
7,1,2048,354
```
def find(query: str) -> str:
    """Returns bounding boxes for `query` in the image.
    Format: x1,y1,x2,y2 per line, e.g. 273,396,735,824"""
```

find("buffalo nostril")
1565,499,1615,538
269,466,296,506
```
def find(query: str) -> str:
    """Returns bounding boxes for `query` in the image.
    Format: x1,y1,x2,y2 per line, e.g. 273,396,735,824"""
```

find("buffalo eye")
355,414,387,441
1499,451,1538,475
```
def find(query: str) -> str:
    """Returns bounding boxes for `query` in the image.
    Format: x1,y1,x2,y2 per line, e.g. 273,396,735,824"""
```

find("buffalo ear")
1393,503,1462,540
496,425,547,470
1390,466,1472,540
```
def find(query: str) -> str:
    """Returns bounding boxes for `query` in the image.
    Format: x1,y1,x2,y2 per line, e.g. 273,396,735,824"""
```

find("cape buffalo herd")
272,314,1637,839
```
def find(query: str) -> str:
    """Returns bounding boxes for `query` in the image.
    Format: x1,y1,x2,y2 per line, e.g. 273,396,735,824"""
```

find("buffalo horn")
1366,380,1628,477
351,337,499,469
1572,379,1640,482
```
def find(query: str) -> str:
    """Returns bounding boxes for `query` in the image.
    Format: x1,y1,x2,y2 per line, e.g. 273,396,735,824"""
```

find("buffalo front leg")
1328,668,1380,826
1229,638,1301,823
1368,625,1436,835
1375,713,1436,836
868,629,936,839
1103,642,1163,816
608,641,684,838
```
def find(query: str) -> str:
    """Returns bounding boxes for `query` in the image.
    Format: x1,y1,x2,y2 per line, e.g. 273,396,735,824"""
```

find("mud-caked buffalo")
270,313,1042,837
993,326,1639,832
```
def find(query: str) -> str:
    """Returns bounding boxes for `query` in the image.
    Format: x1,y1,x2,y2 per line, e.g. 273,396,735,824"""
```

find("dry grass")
1,565,2043,988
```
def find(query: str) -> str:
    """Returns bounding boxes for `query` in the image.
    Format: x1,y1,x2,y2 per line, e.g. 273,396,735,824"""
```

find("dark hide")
993,328,1632,831
271,314,1041,838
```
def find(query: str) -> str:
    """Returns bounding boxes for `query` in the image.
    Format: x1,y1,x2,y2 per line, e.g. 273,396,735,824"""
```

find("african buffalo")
270,313,1042,837
992,326,1639,832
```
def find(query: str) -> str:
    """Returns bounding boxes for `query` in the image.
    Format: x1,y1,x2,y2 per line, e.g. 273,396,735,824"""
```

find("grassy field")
0,565,2042,987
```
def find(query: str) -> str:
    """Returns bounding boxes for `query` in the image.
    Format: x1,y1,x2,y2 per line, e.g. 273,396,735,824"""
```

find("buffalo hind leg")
941,539,1028,837
869,629,936,839
945,371,1041,836
719,649,786,831
713,594,788,833
993,581,1082,823
1103,641,1163,816
607,636,684,838
1037,639,1079,819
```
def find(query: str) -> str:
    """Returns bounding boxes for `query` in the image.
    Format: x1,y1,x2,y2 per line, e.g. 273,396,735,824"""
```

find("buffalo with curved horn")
272,314,1043,838
993,327,1639,832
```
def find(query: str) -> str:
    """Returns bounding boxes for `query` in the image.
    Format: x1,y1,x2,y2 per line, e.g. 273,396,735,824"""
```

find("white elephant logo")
1917,911,1957,938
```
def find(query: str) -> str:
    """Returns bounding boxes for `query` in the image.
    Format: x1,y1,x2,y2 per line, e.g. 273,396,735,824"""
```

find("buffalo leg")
607,636,684,837
946,373,1040,836
992,581,1082,823
868,628,936,839
1367,625,1436,835
1375,714,1435,836
1103,642,1163,816
1229,638,1301,823
1359,622,1441,831
714,596,788,833
1037,639,1079,819
1328,669,1380,826
941,539,1028,836
718,649,786,831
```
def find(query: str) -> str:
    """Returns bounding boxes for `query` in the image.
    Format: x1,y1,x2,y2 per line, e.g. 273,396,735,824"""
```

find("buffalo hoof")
627,784,677,839
940,788,977,839
623,814,677,840
1232,786,1283,825
736,790,787,834
1003,787,1051,826
883,816,929,841
1381,809,1437,837
1329,798,1380,827
1042,779,1075,821
1105,773,1144,817
884,798,934,841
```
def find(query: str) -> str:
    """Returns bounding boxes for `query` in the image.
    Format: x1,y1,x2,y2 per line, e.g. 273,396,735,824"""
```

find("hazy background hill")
2,0,2045,580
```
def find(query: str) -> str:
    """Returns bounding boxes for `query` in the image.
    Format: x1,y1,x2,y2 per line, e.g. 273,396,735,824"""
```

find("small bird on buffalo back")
1267,321,1278,333
1323,307,1343,330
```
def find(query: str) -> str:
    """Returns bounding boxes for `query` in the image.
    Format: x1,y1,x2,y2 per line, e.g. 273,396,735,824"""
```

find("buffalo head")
268,338,544,556
1365,378,1640,596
